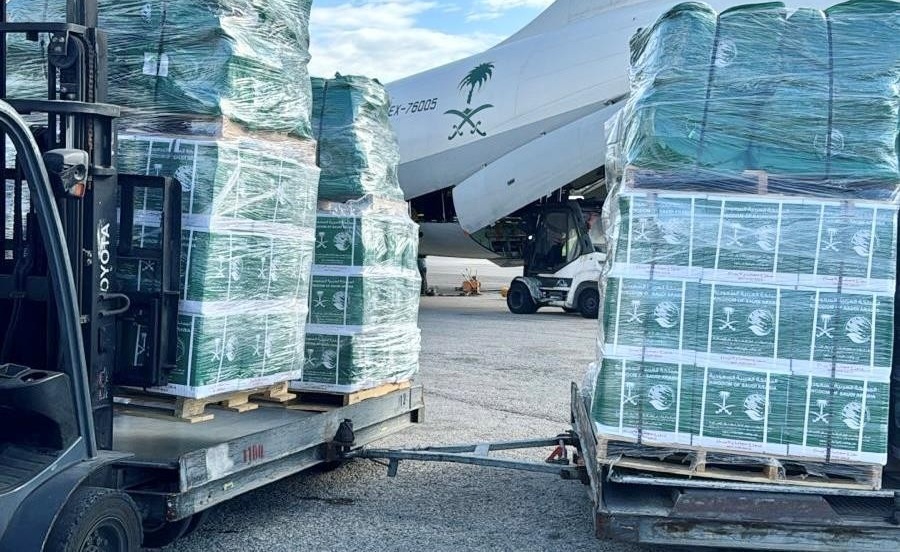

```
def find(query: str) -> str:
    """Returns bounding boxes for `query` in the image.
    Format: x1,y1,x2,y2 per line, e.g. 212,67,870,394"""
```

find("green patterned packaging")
296,325,421,392
162,308,305,398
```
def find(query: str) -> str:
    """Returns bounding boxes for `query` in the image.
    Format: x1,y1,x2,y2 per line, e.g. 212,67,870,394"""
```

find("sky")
307,0,554,83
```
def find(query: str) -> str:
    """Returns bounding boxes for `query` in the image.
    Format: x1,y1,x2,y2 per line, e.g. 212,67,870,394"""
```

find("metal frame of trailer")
113,387,423,524
569,383,900,551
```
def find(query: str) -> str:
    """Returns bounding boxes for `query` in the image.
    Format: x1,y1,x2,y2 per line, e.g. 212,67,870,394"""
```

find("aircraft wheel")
46,487,142,552
506,282,538,314
578,287,600,319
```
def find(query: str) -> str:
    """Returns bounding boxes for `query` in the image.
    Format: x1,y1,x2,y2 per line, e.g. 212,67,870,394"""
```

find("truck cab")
505,201,606,318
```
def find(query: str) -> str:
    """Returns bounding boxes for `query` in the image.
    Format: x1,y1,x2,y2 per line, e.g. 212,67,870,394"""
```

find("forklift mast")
0,0,180,454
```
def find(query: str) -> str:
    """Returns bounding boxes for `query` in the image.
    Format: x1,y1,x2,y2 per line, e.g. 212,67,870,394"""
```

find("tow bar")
347,431,588,482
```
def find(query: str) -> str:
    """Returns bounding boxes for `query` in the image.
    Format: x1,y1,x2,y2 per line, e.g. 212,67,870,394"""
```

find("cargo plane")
387,0,831,313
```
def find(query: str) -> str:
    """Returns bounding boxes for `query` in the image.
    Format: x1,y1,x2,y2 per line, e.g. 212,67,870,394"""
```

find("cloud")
467,0,553,22
308,1,503,83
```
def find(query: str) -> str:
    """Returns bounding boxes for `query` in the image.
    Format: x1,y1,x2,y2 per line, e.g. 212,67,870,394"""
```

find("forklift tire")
46,487,143,552
181,509,210,539
506,282,537,314
142,509,208,548
577,287,600,319
141,516,193,549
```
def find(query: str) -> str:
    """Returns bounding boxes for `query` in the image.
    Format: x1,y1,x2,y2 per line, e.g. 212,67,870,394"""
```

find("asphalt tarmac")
166,259,663,552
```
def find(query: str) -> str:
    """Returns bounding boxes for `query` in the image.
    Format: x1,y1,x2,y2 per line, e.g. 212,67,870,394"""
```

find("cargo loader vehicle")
0,3,422,550
503,199,605,318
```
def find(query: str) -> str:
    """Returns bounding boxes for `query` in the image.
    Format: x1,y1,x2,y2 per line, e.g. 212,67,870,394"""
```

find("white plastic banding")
688,197,696,270
802,375,812,446
335,335,342,386
713,201,725,271
698,366,709,438
182,229,195,300
763,371,771,444
857,379,869,453
869,295,877,371
809,290,821,362
773,201,784,276
619,359,627,433
215,316,229,384
773,288,781,364
626,195,635,265
812,203,826,278
675,364,683,435
613,278,624,350
189,142,199,214
866,207,877,281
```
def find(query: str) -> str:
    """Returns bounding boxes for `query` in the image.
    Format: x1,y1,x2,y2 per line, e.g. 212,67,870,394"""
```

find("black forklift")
0,3,422,550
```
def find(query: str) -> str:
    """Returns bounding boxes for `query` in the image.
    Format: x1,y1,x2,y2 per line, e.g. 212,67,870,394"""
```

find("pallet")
273,381,411,412
596,436,883,490
115,382,296,423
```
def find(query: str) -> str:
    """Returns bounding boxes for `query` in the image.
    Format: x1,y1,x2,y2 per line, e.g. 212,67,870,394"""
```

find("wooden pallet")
272,381,411,412
115,382,296,423
596,435,883,490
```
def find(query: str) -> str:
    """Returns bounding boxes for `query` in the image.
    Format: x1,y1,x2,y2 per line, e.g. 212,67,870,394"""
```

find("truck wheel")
46,487,142,552
506,282,537,314
578,288,599,319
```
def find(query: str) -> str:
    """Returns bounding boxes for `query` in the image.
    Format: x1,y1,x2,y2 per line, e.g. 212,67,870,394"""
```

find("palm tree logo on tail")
446,62,496,140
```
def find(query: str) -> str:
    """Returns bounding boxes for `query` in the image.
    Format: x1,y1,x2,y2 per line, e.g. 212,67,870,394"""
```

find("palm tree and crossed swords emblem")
446,62,495,140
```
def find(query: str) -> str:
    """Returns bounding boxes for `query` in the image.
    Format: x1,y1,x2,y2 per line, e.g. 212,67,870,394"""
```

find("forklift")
0,3,423,550
505,200,605,318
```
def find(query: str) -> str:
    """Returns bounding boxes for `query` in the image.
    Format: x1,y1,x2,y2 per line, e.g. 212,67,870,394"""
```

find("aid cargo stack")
587,0,900,488
8,1,321,399
294,75,421,394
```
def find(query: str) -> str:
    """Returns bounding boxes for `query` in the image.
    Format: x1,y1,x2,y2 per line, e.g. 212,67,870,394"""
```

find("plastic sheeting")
621,0,900,186
5,0,314,138
293,197,421,393
118,132,320,398
588,0,899,471
312,75,404,202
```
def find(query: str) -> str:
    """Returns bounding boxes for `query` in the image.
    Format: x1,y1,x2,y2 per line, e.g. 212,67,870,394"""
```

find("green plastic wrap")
6,0,313,138
117,132,320,399
623,3,718,171
587,0,900,472
619,0,899,188
312,75,404,202
294,198,421,393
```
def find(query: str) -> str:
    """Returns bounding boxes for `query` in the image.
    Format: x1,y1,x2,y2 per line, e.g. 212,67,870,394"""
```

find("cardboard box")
781,289,894,377
603,277,699,363
307,268,421,327
297,325,421,392
785,373,889,464
314,211,418,271
590,358,697,446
